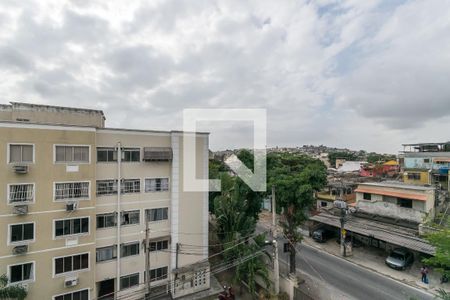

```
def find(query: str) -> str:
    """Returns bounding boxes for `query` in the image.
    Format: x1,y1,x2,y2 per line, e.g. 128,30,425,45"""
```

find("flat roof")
7,101,105,118
358,181,435,191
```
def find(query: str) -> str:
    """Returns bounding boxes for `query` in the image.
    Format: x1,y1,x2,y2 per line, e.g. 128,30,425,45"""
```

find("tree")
267,153,327,274
423,227,450,278
0,274,27,300
328,151,357,167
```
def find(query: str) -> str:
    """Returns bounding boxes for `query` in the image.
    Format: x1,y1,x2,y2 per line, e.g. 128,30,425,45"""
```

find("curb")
302,239,440,297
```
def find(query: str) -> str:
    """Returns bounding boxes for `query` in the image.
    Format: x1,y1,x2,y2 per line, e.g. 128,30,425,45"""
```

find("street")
257,224,434,300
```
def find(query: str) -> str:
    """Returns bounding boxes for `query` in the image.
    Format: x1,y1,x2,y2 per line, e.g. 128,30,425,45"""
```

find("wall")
402,170,430,185
356,199,426,223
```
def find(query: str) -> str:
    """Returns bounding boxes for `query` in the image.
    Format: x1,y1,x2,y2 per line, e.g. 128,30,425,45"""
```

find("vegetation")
423,226,450,278
267,153,327,273
365,152,396,164
435,289,450,300
0,274,27,300
328,151,358,167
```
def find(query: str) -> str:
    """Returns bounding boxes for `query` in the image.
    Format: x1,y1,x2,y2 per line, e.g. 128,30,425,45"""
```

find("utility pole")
145,219,151,298
272,185,280,295
175,243,180,269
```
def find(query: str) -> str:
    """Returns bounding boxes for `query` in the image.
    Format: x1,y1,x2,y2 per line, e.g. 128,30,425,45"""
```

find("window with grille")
123,179,140,193
96,246,116,262
55,217,89,237
97,213,116,229
55,145,89,163
54,253,89,275
9,144,33,163
121,242,139,257
145,178,169,192
10,223,34,243
9,262,33,283
96,180,117,196
150,266,168,282
55,182,89,200
8,184,34,203
407,173,421,180
120,273,139,290
54,289,89,300
149,240,169,252
146,208,168,222
121,210,140,225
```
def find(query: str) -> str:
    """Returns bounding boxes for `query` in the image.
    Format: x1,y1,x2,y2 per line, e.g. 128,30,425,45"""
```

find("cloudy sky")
0,0,449,153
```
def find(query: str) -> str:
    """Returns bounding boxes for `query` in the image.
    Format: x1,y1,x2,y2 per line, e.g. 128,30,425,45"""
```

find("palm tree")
0,274,27,300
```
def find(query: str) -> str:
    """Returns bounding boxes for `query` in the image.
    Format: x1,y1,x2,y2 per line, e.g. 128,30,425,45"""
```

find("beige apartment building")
0,102,210,300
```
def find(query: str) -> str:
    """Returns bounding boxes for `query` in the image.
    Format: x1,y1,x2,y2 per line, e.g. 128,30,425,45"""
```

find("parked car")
385,248,414,270
312,228,335,243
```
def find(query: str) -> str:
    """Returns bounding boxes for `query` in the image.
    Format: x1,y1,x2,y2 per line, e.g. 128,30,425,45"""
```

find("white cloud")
0,0,449,153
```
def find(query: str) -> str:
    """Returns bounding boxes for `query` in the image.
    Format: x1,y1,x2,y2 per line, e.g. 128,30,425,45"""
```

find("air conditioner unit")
12,245,28,255
13,165,28,174
12,205,28,215
64,277,78,288
66,202,78,211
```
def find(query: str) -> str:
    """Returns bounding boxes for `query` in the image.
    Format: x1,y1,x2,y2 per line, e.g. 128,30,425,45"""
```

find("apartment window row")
54,289,89,300
96,178,168,196
8,218,90,243
96,242,140,262
120,273,139,290
96,208,168,229
55,253,89,275
150,266,168,282
8,183,34,203
6,181,90,203
150,240,169,252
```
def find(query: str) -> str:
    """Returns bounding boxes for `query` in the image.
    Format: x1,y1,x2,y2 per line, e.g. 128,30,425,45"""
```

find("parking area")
301,228,450,294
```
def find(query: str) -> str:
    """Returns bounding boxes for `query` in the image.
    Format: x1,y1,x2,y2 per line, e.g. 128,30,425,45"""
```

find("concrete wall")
356,200,426,223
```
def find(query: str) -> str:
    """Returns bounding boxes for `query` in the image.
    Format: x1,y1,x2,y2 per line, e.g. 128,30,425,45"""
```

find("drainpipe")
116,142,122,299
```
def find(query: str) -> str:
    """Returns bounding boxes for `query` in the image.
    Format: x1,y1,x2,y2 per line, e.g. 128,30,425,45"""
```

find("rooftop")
358,181,435,191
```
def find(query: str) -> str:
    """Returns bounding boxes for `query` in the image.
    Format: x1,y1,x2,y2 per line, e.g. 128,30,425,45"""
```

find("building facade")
0,103,210,300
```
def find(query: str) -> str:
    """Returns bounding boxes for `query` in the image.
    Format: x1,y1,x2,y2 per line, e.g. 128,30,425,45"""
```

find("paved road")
257,225,434,300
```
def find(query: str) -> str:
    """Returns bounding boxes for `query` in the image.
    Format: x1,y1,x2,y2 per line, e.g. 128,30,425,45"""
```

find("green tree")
423,227,450,278
267,153,327,274
328,151,357,167
0,274,27,300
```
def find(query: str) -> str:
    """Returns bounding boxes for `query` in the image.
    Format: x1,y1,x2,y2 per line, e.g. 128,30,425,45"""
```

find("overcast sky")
0,0,449,153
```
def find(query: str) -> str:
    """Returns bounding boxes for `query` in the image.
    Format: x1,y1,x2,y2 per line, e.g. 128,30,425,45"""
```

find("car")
312,228,335,243
385,248,414,270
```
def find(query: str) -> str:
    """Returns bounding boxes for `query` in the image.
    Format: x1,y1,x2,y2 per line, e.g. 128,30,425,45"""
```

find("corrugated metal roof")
310,213,435,254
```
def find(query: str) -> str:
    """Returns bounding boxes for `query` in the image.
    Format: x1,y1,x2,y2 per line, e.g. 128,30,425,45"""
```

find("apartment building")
0,102,210,300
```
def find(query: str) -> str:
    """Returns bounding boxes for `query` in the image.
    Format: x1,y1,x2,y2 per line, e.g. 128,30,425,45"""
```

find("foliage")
435,289,450,300
366,152,396,164
267,153,327,273
209,158,229,213
328,151,357,167
234,234,271,296
0,274,27,300
423,227,450,277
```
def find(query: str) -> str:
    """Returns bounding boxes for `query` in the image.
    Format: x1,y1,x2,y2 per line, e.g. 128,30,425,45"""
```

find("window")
123,179,140,193
150,266,168,282
97,213,116,229
54,289,89,300
55,253,89,275
10,223,34,243
96,246,116,262
121,210,140,226
363,193,372,200
150,240,169,252
9,144,33,163
8,184,34,203
55,182,89,200
55,145,89,163
97,147,116,162
9,262,33,283
121,242,139,257
320,201,328,207
120,273,139,290
146,208,168,222
122,148,140,162
97,179,140,196
424,158,430,163
96,180,117,196
407,173,421,180
145,178,169,192
55,218,89,237
97,147,140,162
398,198,413,208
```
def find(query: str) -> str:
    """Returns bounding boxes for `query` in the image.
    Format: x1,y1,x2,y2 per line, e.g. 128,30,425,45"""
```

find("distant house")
337,161,367,173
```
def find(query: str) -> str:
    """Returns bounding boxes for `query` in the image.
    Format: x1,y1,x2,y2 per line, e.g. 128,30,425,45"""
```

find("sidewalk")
299,228,450,295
